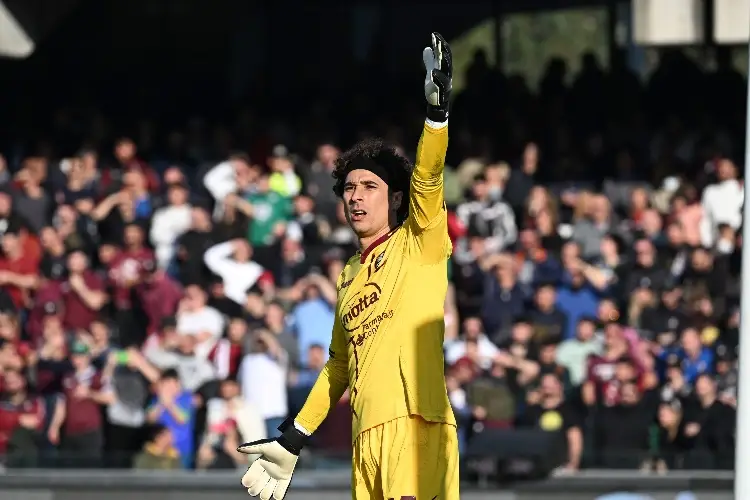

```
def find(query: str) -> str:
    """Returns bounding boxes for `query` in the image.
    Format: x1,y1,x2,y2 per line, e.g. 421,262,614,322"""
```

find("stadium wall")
0,470,734,500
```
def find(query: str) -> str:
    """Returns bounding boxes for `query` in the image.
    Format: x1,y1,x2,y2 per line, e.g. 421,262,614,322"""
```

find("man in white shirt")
203,239,270,306
238,330,289,439
203,153,259,220
176,284,225,360
150,182,192,269
700,158,743,248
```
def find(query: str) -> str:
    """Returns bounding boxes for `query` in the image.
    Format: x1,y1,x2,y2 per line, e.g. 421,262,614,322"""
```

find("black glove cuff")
277,417,308,455
426,105,449,123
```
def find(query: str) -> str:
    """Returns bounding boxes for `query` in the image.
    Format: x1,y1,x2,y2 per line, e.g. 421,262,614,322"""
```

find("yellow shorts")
352,415,460,500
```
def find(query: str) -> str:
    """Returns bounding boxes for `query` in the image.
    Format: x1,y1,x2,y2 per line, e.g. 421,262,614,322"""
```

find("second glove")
238,419,308,500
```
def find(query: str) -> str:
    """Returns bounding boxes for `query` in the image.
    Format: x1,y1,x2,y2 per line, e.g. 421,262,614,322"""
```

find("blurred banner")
632,0,704,45
714,0,750,43
0,0,79,58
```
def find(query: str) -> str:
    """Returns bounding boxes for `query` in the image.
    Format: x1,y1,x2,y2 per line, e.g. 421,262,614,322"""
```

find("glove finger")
259,478,277,500
442,46,452,78
422,47,434,71
238,439,273,455
274,478,292,500
432,32,448,51
432,32,452,77
241,461,266,488
432,35,442,71
432,69,452,92
248,470,271,496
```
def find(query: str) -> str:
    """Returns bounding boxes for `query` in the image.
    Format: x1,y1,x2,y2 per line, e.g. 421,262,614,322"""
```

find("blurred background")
0,0,748,498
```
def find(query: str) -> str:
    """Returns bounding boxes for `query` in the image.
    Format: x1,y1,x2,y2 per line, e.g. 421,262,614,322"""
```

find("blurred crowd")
0,48,745,473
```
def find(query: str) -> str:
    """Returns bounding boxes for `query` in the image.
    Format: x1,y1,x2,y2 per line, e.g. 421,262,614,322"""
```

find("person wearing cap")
49,340,114,467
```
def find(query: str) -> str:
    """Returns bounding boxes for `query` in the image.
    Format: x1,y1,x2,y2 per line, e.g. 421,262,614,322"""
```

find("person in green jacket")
246,175,294,246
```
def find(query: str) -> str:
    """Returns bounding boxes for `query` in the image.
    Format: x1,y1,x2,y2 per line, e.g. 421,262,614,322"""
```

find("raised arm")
406,32,453,264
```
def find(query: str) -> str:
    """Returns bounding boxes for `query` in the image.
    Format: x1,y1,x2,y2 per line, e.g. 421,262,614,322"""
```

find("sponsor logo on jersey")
341,282,381,332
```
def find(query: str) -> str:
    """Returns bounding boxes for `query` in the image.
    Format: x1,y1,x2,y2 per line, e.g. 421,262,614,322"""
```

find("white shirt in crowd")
206,397,267,445
150,204,192,269
204,241,265,305
239,351,288,420
176,306,225,360
144,343,217,392
203,161,236,219
700,179,743,248
444,334,499,370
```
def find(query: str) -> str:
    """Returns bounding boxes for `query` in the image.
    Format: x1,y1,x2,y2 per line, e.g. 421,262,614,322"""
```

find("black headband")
346,157,397,190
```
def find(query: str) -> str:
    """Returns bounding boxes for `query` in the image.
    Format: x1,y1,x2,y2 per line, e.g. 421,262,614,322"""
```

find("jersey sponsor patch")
341,282,382,332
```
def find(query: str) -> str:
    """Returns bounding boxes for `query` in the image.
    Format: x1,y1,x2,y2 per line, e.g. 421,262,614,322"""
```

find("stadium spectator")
51,341,114,467
150,181,192,270
146,368,195,469
238,329,288,439
0,369,44,468
133,424,181,470
520,372,583,472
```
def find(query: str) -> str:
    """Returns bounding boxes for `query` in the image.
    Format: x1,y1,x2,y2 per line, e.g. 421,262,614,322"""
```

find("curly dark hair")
332,138,412,223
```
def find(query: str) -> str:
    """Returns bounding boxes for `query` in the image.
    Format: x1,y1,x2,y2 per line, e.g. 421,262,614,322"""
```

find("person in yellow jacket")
268,145,302,197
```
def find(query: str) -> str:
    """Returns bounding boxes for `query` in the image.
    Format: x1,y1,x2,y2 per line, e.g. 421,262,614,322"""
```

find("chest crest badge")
374,251,386,271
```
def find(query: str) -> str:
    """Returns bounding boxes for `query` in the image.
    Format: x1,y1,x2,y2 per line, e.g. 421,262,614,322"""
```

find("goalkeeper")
238,32,459,500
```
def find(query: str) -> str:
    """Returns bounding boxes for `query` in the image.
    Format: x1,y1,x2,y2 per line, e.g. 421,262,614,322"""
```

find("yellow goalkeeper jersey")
296,120,456,442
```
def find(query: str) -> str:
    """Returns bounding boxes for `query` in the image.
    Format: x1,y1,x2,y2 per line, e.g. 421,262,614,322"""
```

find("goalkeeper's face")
342,169,400,238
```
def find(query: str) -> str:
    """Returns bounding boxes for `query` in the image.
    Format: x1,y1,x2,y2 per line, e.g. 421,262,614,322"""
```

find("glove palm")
238,424,307,500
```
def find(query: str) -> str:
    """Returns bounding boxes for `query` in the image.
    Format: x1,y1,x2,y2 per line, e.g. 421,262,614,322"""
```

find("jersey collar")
358,225,400,264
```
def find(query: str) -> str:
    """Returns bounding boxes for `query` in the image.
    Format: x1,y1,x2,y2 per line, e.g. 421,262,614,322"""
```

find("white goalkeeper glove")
422,31,453,123
237,420,308,500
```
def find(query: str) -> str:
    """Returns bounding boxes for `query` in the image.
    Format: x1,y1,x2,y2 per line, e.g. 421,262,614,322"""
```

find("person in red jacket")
99,137,160,195
0,223,40,309
0,369,44,467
